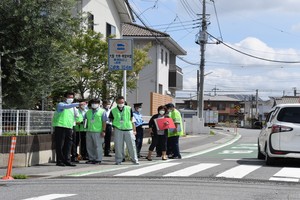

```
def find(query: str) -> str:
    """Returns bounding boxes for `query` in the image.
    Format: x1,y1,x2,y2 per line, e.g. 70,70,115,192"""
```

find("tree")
0,0,81,109
70,30,152,101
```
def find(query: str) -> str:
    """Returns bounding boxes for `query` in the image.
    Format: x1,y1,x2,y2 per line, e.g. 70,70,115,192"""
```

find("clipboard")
154,118,176,130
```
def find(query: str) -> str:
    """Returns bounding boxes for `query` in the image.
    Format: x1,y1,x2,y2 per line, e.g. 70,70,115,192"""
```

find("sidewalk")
0,128,239,179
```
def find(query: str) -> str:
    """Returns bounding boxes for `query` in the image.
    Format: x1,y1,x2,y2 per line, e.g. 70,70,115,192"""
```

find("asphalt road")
2,128,300,200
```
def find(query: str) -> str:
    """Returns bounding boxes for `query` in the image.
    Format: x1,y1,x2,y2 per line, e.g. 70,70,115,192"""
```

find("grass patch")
12,174,28,179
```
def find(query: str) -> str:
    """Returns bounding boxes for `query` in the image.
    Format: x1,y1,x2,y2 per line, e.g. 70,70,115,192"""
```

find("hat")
133,103,143,108
165,103,175,108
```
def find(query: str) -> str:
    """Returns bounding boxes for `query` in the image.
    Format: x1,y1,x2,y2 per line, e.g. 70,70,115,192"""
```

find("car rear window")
277,107,300,123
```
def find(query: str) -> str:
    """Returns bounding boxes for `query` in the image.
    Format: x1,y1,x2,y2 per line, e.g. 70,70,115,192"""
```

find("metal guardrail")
0,110,54,135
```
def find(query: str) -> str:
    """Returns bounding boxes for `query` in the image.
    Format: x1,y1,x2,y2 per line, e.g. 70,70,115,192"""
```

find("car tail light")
271,124,293,133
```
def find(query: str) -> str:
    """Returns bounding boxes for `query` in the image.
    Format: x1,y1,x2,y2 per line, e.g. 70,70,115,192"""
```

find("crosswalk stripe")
269,177,299,182
163,163,220,177
22,194,77,200
272,167,300,179
114,163,180,176
216,165,261,178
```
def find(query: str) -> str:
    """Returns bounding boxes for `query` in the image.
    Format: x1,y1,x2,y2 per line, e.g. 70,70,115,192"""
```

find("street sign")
108,39,133,71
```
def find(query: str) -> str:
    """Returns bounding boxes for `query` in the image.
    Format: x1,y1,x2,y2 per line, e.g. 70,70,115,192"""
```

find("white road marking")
22,194,77,200
216,165,261,178
219,150,253,154
269,177,299,182
163,163,220,177
114,163,180,176
272,167,300,179
238,144,258,146
231,146,257,149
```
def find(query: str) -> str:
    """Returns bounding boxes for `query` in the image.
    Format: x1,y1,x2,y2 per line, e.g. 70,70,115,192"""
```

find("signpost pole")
123,70,127,101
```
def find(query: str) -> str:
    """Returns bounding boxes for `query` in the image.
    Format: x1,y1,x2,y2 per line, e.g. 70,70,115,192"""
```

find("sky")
128,0,300,100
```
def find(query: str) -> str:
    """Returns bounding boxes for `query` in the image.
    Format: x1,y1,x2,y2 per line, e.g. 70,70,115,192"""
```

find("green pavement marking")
183,133,241,159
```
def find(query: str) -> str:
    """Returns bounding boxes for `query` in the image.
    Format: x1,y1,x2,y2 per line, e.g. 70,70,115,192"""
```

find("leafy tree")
70,30,152,101
0,0,80,109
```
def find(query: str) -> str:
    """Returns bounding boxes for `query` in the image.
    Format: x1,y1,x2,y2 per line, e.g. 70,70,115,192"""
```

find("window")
87,12,94,31
159,84,163,94
217,103,225,110
277,107,300,123
161,49,164,64
106,23,116,37
165,52,168,66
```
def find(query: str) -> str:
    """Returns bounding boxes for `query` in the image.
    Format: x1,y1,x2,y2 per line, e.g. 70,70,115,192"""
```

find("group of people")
52,91,183,167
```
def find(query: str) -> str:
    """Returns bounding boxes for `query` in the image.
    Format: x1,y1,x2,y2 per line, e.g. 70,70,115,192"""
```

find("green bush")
12,174,28,179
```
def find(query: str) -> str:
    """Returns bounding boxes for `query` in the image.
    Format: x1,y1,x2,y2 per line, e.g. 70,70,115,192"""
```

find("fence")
0,110,54,135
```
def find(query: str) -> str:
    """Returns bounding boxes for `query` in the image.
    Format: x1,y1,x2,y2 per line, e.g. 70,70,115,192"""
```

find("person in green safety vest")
85,99,107,164
109,96,139,165
165,103,184,159
72,99,88,162
52,91,86,167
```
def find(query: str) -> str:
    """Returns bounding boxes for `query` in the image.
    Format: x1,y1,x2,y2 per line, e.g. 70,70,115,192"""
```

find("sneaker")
115,162,122,165
85,160,95,164
132,161,139,165
94,161,101,164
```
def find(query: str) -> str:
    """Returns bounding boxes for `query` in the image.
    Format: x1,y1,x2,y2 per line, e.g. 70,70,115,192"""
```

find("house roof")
122,23,187,55
113,0,134,23
270,96,300,106
183,95,240,102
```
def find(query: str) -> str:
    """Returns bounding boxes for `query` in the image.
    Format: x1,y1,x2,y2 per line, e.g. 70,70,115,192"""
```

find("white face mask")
159,110,165,115
118,103,124,108
137,108,142,112
66,98,73,104
91,104,99,109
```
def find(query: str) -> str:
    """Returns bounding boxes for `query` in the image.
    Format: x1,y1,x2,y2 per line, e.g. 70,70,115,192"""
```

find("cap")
165,103,175,108
133,103,143,108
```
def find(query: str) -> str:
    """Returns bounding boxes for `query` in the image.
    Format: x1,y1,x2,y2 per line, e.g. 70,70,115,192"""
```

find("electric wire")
207,32,300,64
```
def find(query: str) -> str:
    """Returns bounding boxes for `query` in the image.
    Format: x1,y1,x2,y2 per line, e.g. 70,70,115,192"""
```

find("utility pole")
197,0,208,119
255,89,258,119
0,53,2,136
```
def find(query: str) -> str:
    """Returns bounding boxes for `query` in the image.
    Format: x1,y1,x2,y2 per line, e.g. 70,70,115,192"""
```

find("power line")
208,32,300,64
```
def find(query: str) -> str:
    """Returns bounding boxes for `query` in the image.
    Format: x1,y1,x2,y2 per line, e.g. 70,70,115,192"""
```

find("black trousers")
80,131,88,159
71,129,80,160
135,126,144,156
54,126,73,164
149,134,167,152
104,124,112,155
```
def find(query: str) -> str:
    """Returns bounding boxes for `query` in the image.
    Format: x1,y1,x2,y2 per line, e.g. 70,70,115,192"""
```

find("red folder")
154,118,176,130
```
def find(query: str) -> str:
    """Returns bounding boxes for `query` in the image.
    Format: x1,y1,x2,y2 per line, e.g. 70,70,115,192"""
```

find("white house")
122,23,186,116
77,0,133,37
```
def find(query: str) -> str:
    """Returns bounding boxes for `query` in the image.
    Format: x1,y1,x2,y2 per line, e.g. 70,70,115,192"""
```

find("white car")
257,104,300,165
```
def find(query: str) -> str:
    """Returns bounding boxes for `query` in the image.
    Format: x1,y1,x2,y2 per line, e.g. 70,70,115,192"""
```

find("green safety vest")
168,109,184,137
111,106,133,130
52,108,75,129
75,109,85,132
86,108,105,132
